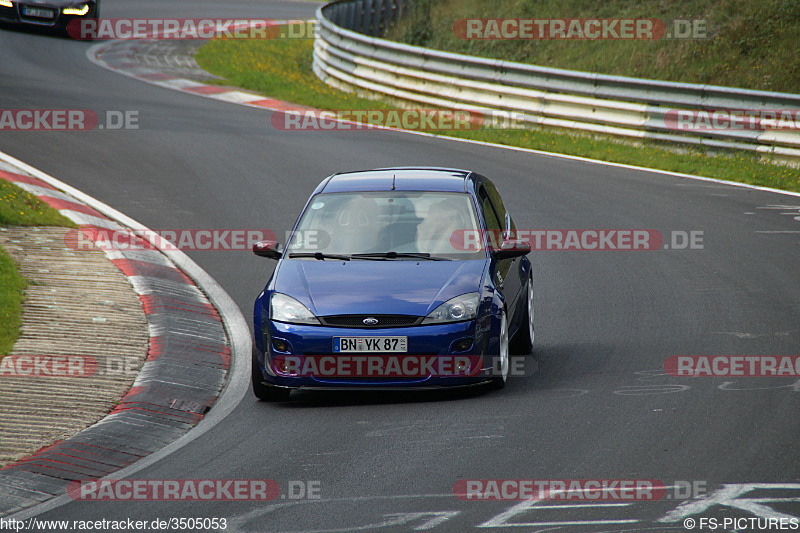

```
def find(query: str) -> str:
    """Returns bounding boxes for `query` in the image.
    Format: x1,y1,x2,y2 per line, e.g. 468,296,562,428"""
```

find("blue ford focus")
252,167,533,401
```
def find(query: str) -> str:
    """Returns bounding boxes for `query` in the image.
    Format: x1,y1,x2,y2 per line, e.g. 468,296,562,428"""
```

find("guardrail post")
344,0,356,32
362,0,374,36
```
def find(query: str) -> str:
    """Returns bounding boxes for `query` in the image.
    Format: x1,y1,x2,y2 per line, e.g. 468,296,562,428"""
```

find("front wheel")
510,274,534,354
489,308,509,390
252,349,291,402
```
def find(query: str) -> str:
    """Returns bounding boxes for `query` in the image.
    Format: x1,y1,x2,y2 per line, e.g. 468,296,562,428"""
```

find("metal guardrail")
313,0,800,164
321,0,410,37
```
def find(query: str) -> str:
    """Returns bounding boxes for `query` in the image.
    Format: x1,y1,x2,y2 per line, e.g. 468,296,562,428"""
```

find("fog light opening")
273,357,298,376
272,338,290,353
452,338,473,352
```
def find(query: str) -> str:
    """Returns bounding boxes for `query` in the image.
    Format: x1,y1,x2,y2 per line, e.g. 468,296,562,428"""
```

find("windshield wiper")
288,252,351,261
351,252,450,261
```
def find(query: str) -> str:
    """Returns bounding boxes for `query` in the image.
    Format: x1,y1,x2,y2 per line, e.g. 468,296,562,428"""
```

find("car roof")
318,167,473,194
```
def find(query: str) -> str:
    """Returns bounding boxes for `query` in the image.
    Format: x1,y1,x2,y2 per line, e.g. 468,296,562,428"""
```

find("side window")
480,189,502,232
480,187,512,279
483,180,516,234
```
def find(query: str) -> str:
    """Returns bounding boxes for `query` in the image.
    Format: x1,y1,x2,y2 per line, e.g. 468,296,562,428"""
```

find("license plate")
22,6,55,18
333,336,407,353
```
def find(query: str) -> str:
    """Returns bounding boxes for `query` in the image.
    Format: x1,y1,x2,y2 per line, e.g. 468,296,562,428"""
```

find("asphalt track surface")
2,1,800,531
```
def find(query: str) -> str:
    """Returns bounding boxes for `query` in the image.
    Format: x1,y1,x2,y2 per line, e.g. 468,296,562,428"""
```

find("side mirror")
493,239,530,260
253,240,283,260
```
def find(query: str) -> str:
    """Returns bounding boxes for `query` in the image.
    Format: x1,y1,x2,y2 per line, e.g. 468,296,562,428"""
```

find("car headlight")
422,292,480,324
0,0,13,7
270,293,320,325
62,4,89,15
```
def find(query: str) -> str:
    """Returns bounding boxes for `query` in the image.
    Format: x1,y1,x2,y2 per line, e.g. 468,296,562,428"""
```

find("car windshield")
286,191,486,260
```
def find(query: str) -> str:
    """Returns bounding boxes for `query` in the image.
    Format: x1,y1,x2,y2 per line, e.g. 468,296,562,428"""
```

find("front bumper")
254,319,497,389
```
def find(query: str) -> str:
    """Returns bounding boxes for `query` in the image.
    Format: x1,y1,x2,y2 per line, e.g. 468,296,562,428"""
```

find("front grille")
319,314,422,328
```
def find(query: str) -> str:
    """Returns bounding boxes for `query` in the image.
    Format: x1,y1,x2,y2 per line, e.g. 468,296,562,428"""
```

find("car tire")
510,273,534,355
489,308,509,390
252,349,291,402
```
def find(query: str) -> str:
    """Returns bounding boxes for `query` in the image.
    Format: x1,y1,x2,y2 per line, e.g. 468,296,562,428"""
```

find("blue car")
252,167,533,401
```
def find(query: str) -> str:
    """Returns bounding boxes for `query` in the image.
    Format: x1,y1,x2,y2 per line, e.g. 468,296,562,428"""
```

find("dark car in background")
0,0,98,34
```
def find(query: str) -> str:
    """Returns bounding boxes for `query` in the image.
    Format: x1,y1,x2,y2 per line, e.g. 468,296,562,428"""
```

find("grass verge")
0,179,77,227
0,250,27,356
0,178,75,355
195,30,800,193
388,0,800,93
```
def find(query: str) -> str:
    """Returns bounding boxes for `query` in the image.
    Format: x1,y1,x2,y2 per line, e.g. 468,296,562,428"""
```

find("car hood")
273,259,486,317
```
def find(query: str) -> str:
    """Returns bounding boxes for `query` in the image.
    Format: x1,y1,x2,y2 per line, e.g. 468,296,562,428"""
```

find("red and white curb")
88,22,313,116
0,155,248,516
